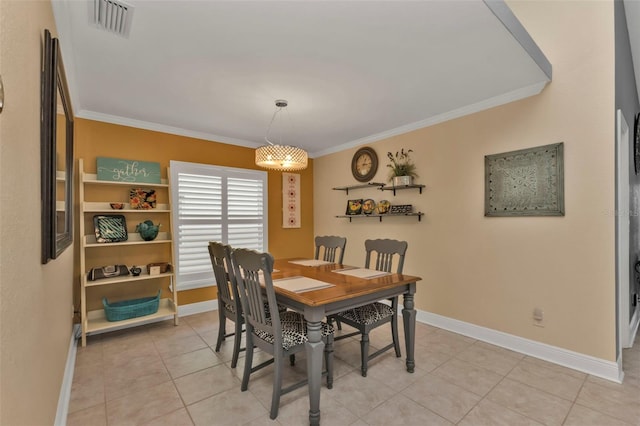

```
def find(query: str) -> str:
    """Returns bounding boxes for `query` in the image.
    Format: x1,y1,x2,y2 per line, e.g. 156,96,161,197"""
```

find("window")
170,161,268,290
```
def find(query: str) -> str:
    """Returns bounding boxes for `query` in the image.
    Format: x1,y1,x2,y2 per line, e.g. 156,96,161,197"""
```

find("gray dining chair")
230,248,335,420
331,238,407,377
314,235,347,264
316,235,347,330
208,241,244,368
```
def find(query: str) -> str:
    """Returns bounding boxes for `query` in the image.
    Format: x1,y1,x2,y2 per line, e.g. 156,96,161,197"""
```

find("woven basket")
103,290,161,322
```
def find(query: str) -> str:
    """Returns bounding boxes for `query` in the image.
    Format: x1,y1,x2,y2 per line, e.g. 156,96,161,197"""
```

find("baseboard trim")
55,324,80,426
417,310,622,383
617,352,625,383
178,299,217,317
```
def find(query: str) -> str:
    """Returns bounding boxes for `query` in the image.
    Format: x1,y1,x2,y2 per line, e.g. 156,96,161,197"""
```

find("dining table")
270,258,422,425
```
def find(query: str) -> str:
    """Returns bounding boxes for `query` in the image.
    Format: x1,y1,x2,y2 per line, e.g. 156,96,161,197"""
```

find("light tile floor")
68,311,640,425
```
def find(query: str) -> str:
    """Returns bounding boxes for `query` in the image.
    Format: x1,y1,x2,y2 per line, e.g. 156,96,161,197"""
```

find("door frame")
617,109,632,351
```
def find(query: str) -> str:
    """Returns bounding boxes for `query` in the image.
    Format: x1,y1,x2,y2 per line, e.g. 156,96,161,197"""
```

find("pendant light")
255,100,308,171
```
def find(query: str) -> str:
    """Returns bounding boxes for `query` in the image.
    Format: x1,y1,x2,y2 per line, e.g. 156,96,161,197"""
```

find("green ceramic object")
136,220,160,241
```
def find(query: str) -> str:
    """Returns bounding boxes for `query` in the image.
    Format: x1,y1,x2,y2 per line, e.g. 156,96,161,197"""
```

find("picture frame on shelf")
389,204,413,214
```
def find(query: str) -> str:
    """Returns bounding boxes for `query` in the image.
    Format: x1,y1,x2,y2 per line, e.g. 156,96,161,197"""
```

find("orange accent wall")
74,118,314,308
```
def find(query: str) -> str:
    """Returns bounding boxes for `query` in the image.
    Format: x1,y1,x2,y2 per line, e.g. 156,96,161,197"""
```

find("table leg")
305,318,324,425
402,291,416,373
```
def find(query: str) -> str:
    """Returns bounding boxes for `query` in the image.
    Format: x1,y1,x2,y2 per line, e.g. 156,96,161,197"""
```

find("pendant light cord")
264,106,282,146
264,99,292,146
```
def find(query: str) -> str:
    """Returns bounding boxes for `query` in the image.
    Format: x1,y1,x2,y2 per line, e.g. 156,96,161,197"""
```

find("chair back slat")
231,248,282,346
364,239,408,274
314,235,347,264
208,242,236,307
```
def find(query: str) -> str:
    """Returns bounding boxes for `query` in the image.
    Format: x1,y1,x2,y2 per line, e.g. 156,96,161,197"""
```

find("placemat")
288,259,333,267
274,276,335,293
332,268,391,279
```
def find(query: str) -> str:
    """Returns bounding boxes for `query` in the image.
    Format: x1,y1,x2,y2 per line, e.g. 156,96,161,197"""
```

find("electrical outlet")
533,307,544,327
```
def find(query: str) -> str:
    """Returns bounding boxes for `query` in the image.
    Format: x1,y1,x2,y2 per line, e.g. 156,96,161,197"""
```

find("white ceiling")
52,0,551,158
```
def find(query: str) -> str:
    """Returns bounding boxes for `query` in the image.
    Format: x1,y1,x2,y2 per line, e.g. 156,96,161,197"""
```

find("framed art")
282,172,300,228
346,199,363,215
41,29,74,263
97,157,162,183
485,142,564,217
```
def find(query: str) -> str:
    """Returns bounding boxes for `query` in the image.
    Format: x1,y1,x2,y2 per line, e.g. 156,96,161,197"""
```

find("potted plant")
387,148,417,186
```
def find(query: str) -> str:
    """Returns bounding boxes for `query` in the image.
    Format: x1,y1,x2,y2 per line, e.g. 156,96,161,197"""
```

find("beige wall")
0,1,75,424
314,1,617,361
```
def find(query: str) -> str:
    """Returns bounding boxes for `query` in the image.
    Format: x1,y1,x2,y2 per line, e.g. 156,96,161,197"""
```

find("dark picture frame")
41,29,74,263
485,142,564,217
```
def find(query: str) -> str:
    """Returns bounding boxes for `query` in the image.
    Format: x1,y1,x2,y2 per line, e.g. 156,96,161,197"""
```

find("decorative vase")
393,175,412,187
136,220,160,241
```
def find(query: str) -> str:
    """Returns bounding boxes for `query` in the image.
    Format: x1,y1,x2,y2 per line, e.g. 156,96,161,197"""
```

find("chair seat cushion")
224,301,287,316
223,302,237,313
254,311,334,350
336,302,394,326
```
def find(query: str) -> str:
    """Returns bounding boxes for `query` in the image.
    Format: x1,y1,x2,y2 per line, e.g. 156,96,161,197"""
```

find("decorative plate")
93,215,128,243
376,200,390,214
129,188,157,209
362,199,376,215
346,199,363,215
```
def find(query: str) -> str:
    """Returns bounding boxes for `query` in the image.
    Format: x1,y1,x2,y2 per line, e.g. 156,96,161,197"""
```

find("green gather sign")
97,157,162,184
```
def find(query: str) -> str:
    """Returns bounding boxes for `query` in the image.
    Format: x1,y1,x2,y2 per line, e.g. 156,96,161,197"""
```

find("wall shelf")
332,182,385,195
336,212,424,222
333,181,425,222
380,184,426,196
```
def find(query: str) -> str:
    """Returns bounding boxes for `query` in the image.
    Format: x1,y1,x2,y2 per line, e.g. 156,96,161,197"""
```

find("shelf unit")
78,158,178,346
333,181,425,222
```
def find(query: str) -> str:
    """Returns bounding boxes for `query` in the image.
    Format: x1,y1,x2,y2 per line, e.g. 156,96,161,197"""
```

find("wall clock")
635,113,640,175
351,147,378,182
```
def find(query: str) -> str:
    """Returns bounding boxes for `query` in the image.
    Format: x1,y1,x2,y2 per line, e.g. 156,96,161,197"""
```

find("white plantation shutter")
170,161,268,290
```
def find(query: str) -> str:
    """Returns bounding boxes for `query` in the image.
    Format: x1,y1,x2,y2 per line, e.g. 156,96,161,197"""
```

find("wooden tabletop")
272,258,422,307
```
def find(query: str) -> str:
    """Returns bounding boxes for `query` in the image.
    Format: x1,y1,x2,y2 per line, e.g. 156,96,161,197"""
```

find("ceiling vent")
92,0,134,38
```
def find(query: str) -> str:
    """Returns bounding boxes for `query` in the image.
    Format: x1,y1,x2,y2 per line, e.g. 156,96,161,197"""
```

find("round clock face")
351,147,378,182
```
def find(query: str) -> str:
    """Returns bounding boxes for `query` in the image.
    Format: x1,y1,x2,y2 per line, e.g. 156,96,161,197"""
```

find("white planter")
393,176,412,186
